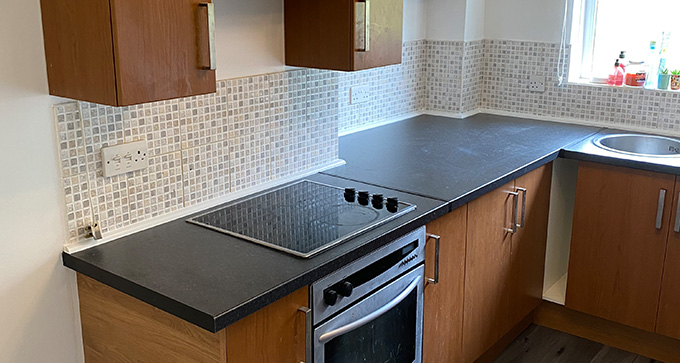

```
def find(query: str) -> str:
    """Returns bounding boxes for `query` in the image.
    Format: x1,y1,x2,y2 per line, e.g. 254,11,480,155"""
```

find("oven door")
313,265,424,363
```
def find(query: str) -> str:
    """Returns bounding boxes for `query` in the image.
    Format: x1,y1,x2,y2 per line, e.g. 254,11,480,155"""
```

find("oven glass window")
324,288,417,363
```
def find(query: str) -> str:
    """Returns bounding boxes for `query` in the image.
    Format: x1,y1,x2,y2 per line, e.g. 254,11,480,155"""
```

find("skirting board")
534,301,680,363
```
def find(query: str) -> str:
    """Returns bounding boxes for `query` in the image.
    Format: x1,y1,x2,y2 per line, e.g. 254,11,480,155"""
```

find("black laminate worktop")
323,114,600,210
63,113,602,334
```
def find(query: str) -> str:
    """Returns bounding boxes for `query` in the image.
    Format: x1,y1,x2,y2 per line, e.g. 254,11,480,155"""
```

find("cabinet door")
111,0,216,105
353,0,403,70
657,177,680,339
463,181,515,362
509,164,552,328
423,206,467,363
566,162,674,332
226,287,309,363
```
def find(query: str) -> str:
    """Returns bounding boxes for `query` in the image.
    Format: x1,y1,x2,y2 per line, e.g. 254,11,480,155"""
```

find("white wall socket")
350,85,371,104
101,140,148,177
529,75,546,93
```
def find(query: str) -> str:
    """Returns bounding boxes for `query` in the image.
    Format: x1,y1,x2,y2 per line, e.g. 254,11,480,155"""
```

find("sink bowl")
593,134,680,158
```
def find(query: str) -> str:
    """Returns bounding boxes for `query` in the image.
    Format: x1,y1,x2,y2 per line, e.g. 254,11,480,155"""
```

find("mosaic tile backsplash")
56,70,340,245
57,39,680,246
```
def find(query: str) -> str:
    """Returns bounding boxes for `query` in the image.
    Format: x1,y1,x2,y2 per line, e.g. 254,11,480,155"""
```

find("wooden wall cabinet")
39,0,217,106
566,162,674,332
422,164,552,363
77,274,307,363
284,0,403,71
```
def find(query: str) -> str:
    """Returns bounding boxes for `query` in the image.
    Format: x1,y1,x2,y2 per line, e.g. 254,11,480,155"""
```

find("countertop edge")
63,252,219,332
560,149,680,175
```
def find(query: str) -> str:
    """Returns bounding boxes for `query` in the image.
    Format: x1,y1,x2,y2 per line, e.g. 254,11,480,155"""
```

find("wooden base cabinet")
657,178,680,340
423,206,467,363
40,0,217,106
284,0,403,71
422,164,552,363
77,274,307,363
566,162,674,332
463,164,552,362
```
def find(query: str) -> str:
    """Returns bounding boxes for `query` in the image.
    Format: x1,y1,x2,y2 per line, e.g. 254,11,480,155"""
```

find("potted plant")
659,69,671,90
672,70,680,90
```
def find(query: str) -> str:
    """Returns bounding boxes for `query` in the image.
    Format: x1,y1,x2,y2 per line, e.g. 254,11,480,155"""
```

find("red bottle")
607,59,624,86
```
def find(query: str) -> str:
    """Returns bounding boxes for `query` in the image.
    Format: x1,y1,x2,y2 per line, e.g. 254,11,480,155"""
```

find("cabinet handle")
656,189,667,230
506,191,519,234
198,3,216,70
355,0,370,52
674,193,680,233
298,306,312,363
425,233,441,286
516,187,527,228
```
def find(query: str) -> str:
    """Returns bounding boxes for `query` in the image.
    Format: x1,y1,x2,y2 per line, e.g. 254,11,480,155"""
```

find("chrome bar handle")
318,276,420,344
355,0,370,52
657,189,667,230
505,191,519,233
516,187,527,228
298,306,312,363
425,233,441,286
198,3,216,70
674,192,680,233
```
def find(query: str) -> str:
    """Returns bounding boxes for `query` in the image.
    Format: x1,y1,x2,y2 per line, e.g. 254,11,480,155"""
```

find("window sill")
567,78,680,93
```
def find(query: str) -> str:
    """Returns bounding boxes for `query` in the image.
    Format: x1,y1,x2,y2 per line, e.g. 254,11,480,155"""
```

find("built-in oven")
310,227,430,363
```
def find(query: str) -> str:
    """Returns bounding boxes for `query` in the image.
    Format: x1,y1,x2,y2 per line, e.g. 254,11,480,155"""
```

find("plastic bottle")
645,41,659,89
607,59,625,86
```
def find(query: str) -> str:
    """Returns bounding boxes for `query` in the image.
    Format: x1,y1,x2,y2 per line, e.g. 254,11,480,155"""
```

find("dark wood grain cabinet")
40,0,216,106
284,0,403,71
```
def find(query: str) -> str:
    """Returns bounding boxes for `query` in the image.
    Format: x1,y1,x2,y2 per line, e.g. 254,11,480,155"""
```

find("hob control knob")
337,281,354,297
324,289,339,306
358,191,370,206
344,188,356,202
372,194,384,209
386,197,399,213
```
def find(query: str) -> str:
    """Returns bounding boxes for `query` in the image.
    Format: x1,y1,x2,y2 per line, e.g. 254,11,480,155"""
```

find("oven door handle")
318,276,420,344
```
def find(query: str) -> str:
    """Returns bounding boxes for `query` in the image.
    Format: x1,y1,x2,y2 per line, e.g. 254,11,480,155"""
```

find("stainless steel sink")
593,134,680,157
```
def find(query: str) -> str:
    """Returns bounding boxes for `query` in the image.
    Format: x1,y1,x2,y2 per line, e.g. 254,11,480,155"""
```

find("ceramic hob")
187,180,416,258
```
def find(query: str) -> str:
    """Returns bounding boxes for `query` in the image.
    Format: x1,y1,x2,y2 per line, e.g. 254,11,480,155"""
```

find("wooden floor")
494,324,664,363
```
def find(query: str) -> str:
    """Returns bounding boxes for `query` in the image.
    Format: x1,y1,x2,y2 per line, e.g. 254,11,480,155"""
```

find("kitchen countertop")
323,114,599,210
62,113,602,333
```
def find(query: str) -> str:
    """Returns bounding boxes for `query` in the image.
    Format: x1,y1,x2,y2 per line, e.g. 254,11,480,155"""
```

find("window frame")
569,0,599,83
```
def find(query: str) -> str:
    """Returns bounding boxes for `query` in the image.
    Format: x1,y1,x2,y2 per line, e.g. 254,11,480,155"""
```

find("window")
570,0,680,83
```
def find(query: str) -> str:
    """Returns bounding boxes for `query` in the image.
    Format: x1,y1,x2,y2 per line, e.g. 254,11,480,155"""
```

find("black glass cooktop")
187,180,416,258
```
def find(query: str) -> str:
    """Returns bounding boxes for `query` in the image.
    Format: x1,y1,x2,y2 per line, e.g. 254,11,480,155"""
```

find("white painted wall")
484,0,567,42
464,0,485,41
426,0,467,41
0,0,84,362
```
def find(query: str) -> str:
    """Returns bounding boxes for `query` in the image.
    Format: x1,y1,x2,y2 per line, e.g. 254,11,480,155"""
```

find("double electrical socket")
101,140,148,177
350,85,371,104
529,75,546,93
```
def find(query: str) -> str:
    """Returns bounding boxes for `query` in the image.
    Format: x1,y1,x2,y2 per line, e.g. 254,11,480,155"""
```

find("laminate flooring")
494,324,664,363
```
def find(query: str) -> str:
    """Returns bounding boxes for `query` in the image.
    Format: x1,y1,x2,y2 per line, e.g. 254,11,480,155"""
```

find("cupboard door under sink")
656,177,680,340
566,162,674,332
